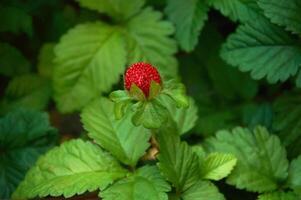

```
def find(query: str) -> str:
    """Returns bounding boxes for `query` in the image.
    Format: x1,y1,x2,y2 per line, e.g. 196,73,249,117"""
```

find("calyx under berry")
124,62,162,98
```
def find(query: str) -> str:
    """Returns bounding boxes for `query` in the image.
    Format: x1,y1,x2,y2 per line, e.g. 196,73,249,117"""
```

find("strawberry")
124,62,162,97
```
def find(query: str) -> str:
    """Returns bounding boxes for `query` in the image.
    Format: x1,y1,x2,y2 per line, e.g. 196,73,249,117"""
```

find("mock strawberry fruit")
124,62,162,97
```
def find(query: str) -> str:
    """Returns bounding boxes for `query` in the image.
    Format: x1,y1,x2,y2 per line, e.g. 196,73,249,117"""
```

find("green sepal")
149,80,162,100
130,84,146,101
162,80,189,108
131,99,168,129
109,90,132,119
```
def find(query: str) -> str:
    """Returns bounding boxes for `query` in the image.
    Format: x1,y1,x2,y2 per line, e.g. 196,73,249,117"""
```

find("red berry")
124,62,162,97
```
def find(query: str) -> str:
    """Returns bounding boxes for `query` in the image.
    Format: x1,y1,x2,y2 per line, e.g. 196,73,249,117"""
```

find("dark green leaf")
0,43,31,77
0,109,57,199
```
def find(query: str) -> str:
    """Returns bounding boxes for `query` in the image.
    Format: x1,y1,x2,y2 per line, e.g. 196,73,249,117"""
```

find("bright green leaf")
124,7,178,78
109,90,131,119
13,139,126,199
205,126,289,192
157,130,199,192
132,99,168,129
38,43,55,77
0,42,30,77
0,5,33,36
165,0,209,51
258,0,301,35
160,96,198,135
53,22,127,113
201,153,237,181
206,0,263,22
76,0,145,20
162,80,189,108
81,98,151,166
100,165,170,200
181,181,225,200
0,109,57,199
258,191,299,200
0,74,52,114
287,155,301,196
221,19,301,86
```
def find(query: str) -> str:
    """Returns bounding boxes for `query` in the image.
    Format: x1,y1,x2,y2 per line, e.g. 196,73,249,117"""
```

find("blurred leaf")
242,103,274,130
206,0,263,22
198,24,258,101
181,181,225,200
53,22,127,113
0,74,52,114
287,155,301,196
157,130,199,192
81,98,151,166
124,7,178,78
221,19,301,87
0,5,33,36
258,191,299,200
258,0,301,35
0,43,31,77
273,92,301,158
100,165,170,200
165,0,209,51
201,153,237,181
13,139,126,199
76,0,145,20
37,43,55,77
0,109,58,199
205,126,289,193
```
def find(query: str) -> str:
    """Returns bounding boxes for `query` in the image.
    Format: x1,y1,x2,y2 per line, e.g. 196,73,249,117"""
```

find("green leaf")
132,100,169,129
13,139,126,199
221,19,301,86
181,181,225,200
242,103,274,130
149,80,162,100
162,80,189,108
0,109,58,199
201,153,237,181
109,90,132,119
100,165,170,200
205,126,289,192
0,74,52,114
76,0,145,20
157,130,199,192
0,5,33,36
0,42,31,77
53,22,127,113
130,84,146,101
160,96,198,135
206,0,263,22
258,0,301,35
38,43,55,77
287,155,301,196
273,92,301,158
81,98,151,166
197,23,258,101
165,0,209,51
258,191,299,200
124,7,178,78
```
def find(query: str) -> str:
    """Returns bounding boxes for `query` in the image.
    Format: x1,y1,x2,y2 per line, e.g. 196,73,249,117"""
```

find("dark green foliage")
1,0,301,200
